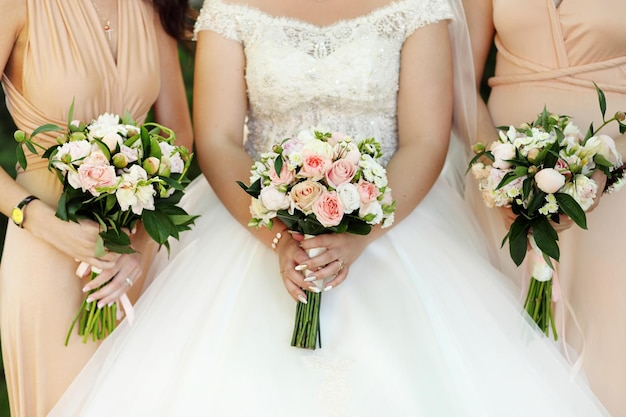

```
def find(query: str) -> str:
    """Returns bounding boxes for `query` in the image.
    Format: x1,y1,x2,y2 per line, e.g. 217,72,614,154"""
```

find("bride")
48,0,610,415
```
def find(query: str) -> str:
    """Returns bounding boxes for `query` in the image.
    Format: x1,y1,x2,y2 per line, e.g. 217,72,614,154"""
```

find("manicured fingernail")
307,286,321,293
304,275,317,282
295,264,308,271
323,285,333,292
86,297,94,303
297,294,308,304
108,301,115,307
82,286,90,293
97,302,104,309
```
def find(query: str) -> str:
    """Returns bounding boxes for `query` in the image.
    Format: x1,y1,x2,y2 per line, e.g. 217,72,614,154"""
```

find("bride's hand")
296,232,370,291
275,232,311,303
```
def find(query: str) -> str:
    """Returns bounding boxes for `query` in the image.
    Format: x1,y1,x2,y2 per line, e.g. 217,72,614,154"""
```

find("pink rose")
312,191,344,227
269,161,296,185
534,168,565,194
289,180,326,215
301,153,332,180
356,179,380,204
75,163,118,196
326,159,357,188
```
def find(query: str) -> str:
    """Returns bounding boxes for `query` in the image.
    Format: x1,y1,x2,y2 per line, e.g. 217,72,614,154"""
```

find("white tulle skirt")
47,172,609,417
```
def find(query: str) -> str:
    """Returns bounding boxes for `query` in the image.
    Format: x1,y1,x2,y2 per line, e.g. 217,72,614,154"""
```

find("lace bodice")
195,0,452,165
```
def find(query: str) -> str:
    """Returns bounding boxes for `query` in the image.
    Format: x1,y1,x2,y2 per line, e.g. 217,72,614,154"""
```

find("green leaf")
593,153,614,169
25,141,37,155
67,98,76,128
42,145,60,160
149,137,163,159
542,142,560,168
274,157,284,178
31,123,64,138
142,209,179,245
55,190,70,221
92,139,112,159
237,178,261,198
496,171,521,189
522,177,532,200
94,235,106,258
531,216,560,261
16,145,27,170
555,192,587,229
594,82,607,119
344,220,371,235
508,217,531,266
466,151,494,174
526,190,546,215
100,228,132,246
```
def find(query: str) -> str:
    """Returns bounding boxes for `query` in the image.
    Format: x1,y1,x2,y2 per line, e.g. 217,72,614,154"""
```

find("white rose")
259,186,290,211
491,142,516,169
336,183,361,213
534,168,565,194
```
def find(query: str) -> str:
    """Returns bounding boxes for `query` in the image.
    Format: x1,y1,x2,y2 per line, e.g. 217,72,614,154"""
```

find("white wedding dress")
48,0,610,416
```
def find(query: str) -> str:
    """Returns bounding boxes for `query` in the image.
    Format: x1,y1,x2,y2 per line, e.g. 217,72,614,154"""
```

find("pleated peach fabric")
0,1,160,416
482,0,626,415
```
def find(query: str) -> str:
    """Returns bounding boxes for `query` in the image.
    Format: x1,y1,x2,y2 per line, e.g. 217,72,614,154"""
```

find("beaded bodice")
195,0,452,165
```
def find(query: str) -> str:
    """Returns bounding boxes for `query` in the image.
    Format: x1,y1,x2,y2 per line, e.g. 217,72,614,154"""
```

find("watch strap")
12,195,39,228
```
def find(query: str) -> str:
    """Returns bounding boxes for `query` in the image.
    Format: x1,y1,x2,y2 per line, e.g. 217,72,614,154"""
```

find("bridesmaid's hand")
28,201,121,270
80,252,143,308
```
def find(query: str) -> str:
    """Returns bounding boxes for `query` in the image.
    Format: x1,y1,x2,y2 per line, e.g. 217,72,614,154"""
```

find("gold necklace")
90,0,113,41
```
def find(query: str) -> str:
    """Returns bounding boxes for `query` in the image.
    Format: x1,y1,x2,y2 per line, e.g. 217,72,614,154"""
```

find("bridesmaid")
463,0,626,415
0,0,193,416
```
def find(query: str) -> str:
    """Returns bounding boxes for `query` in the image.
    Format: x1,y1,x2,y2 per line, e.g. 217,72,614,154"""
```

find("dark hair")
151,0,197,41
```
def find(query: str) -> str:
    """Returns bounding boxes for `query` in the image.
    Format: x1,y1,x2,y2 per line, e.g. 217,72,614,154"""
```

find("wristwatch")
11,195,39,228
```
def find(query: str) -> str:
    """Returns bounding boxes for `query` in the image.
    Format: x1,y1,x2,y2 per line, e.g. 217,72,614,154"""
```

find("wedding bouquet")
469,85,626,338
238,128,396,349
15,103,198,344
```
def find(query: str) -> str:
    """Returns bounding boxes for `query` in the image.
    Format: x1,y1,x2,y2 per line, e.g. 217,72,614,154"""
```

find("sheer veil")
442,0,478,194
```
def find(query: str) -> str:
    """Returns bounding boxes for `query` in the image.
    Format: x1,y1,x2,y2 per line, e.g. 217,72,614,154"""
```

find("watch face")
11,207,24,225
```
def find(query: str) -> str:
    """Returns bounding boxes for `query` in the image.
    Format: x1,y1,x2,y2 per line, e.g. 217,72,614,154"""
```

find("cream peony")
534,168,565,194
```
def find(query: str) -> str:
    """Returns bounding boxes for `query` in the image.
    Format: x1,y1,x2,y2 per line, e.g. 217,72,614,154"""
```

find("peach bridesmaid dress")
484,0,626,415
0,1,161,416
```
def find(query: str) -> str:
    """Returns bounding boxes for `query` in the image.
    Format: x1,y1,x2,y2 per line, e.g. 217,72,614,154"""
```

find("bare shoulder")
0,0,26,35
0,0,27,78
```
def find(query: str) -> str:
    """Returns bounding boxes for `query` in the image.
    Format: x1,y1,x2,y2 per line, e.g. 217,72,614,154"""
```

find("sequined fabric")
194,0,452,166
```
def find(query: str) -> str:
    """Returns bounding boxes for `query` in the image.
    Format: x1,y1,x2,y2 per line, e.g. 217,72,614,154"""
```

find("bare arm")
152,25,194,151
193,30,281,248
462,0,498,144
